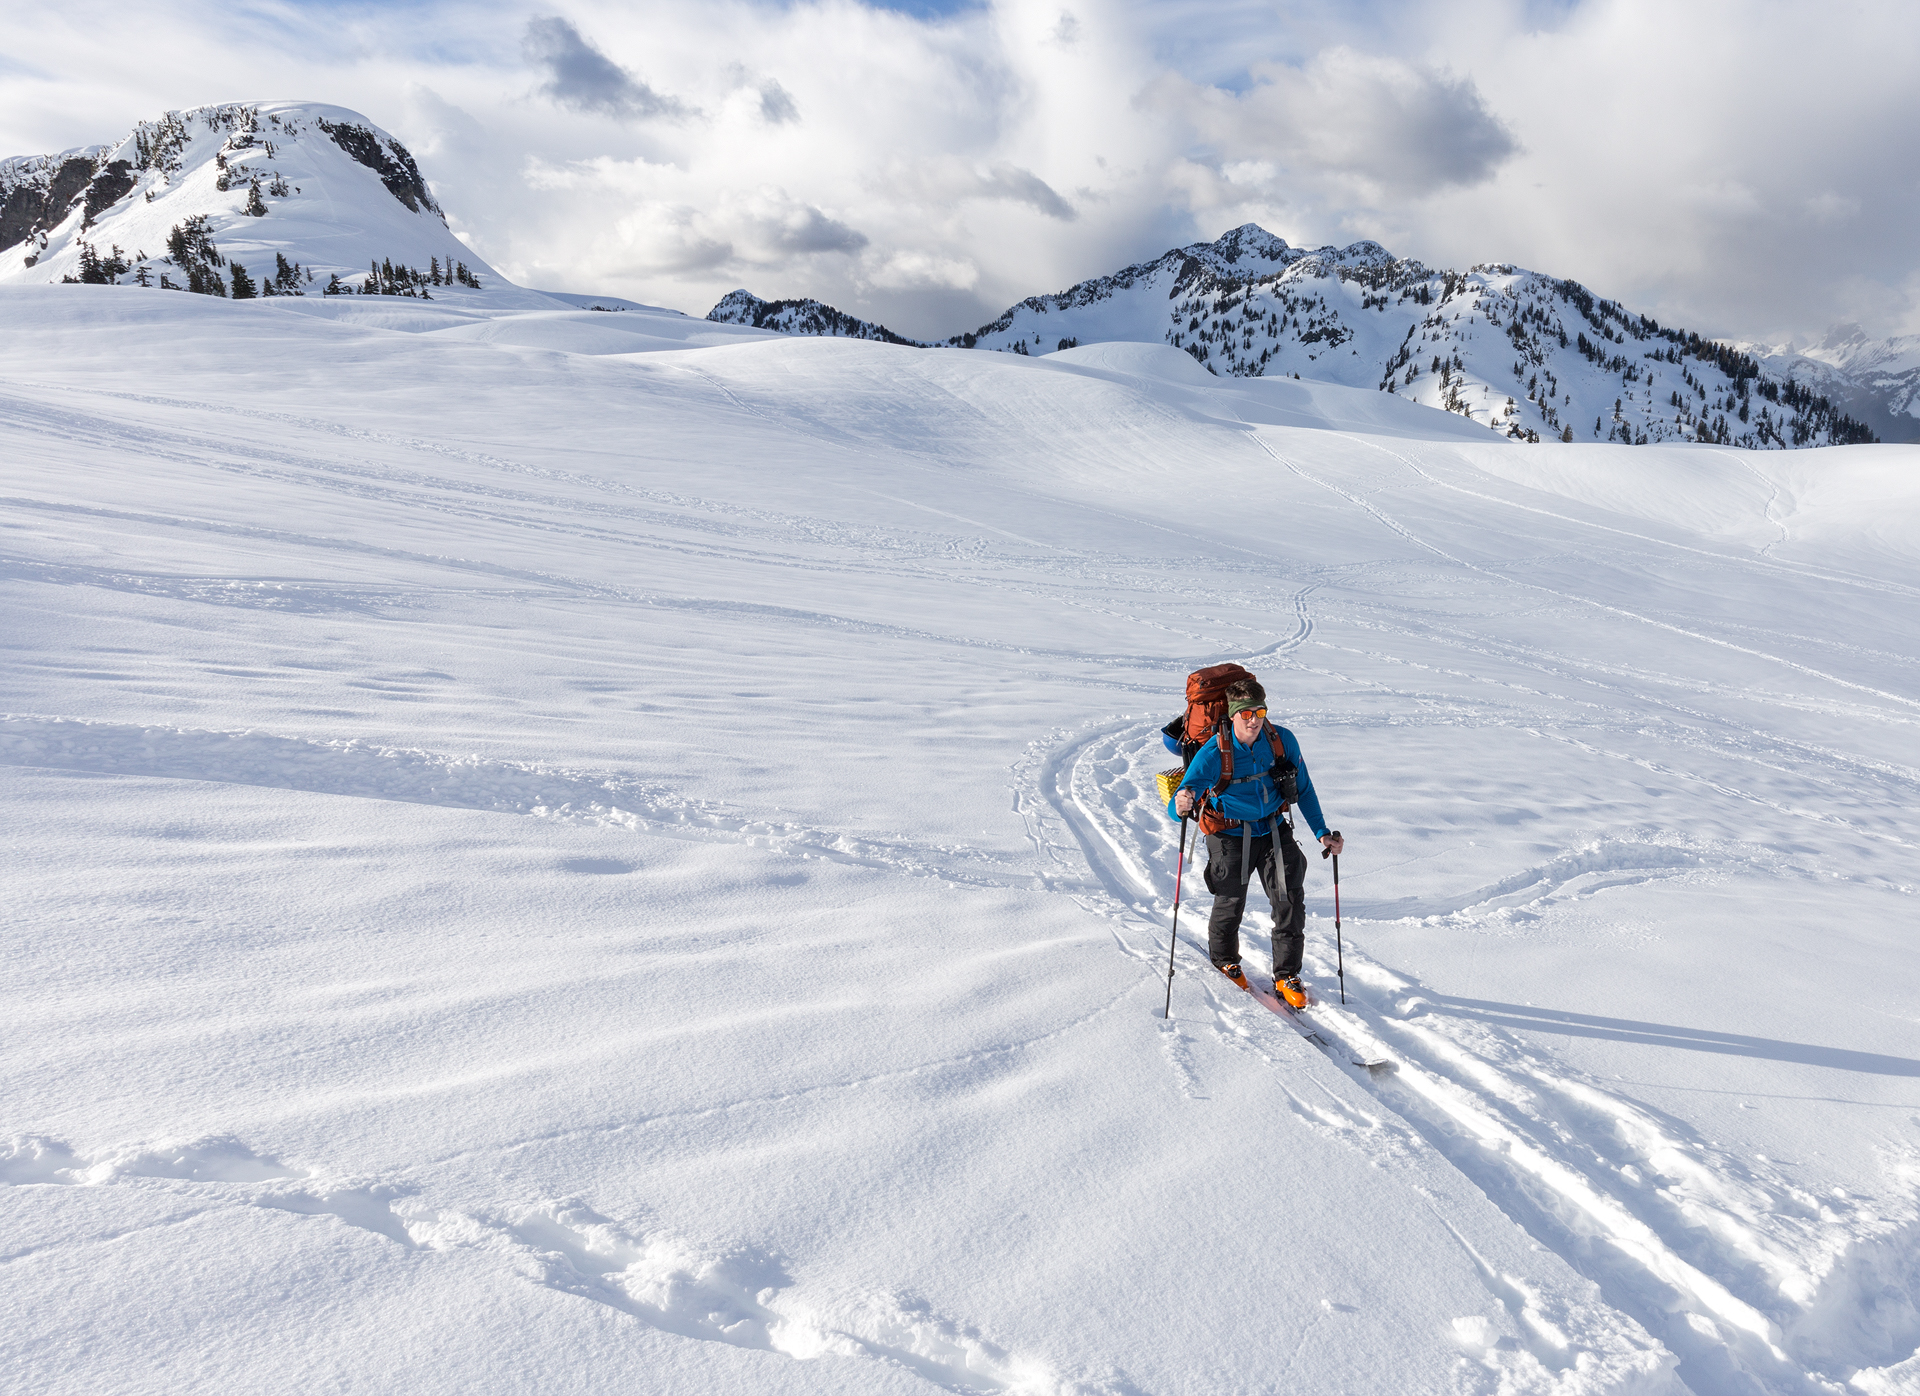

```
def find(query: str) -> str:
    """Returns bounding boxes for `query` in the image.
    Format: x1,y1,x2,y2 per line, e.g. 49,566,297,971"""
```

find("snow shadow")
1428,996,1920,1078
0,716,1018,888
559,857,636,874
0,554,409,615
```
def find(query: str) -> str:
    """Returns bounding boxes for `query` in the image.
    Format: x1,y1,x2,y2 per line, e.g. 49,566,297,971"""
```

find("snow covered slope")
0,102,554,306
713,225,1879,451
5,285,1920,1396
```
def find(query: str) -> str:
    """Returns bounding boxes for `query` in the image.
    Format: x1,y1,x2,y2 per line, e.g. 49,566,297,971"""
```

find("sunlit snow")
4,285,1920,1396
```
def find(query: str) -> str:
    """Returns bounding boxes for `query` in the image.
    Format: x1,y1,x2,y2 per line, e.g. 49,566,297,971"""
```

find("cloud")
1399,0,1920,341
522,16,689,121
866,248,979,290
1159,47,1518,200
1804,192,1861,226
976,164,1075,220
533,159,867,278
883,157,1077,222
758,80,800,125
737,193,868,258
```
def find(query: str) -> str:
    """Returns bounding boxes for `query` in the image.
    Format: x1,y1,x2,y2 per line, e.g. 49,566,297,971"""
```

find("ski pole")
1163,814,1192,1019
1321,832,1345,1004
1333,852,1344,1004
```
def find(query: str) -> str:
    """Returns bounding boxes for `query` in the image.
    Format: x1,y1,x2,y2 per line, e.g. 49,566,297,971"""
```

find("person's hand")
1174,789,1195,817
1320,831,1345,856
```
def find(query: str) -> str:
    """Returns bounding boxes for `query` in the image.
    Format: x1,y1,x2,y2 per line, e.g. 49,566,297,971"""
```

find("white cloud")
1,0,1917,341
1154,47,1518,200
866,249,981,290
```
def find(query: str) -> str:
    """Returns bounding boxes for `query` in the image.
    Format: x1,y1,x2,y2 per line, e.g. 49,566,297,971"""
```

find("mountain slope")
0,102,541,304
711,225,1880,451
706,288,923,345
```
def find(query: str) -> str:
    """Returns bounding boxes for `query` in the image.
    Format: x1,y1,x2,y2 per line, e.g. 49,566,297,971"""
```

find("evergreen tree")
245,179,267,217
230,262,257,299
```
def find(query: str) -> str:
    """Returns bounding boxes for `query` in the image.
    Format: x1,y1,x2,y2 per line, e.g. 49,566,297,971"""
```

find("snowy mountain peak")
1178,223,1295,274
0,101,497,300
1817,321,1870,354
707,288,922,345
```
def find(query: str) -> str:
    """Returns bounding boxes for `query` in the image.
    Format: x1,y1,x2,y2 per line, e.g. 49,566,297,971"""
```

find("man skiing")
1166,677,1343,1007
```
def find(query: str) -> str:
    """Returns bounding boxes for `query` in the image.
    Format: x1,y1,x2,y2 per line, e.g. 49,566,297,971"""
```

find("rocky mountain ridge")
0,102,510,301
710,226,1897,449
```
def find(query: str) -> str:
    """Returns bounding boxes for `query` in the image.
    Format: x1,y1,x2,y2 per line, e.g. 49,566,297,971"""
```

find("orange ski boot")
1276,975,1309,1009
1219,962,1249,989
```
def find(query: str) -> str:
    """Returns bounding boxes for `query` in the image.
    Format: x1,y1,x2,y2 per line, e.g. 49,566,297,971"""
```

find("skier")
1165,677,1343,1007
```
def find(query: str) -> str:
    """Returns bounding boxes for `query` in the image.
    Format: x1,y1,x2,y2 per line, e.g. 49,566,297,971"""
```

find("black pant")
1204,823,1307,978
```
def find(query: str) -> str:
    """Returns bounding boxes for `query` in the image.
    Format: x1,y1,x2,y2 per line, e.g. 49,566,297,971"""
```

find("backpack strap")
1207,721,1297,831
1211,725,1234,798
1264,720,1298,811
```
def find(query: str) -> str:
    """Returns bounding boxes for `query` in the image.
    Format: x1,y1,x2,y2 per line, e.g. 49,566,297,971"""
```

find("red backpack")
1166,664,1297,835
1177,663,1254,750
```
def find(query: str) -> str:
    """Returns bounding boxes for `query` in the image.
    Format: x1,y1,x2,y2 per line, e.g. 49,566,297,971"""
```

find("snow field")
4,288,1920,1395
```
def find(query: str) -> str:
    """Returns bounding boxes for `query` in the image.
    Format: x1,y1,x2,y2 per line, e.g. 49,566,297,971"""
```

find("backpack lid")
1182,663,1256,744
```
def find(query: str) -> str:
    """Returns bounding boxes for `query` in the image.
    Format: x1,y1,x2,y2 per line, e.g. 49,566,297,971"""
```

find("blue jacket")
1164,723,1329,838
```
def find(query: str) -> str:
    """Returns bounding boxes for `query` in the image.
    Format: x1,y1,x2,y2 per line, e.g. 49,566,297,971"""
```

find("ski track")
0,1136,1139,1396
1018,719,1920,1396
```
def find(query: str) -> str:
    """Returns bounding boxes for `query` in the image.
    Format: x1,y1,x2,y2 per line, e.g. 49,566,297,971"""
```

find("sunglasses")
1235,707,1267,719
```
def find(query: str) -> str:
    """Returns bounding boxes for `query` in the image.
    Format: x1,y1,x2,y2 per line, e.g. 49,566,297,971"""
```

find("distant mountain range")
4,105,1904,450
1740,324,1920,446
712,226,1911,449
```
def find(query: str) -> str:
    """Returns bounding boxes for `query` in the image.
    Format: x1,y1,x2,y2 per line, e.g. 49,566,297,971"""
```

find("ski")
1245,979,1331,1046
1229,974,1393,1071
